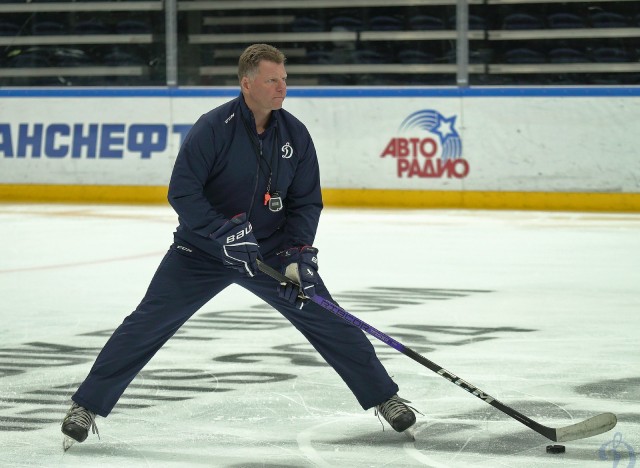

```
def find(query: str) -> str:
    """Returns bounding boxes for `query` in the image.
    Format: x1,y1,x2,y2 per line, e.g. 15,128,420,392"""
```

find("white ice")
0,204,638,467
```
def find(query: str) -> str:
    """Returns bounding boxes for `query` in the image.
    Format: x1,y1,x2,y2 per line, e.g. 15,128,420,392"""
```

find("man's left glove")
211,213,260,277
277,246,319,309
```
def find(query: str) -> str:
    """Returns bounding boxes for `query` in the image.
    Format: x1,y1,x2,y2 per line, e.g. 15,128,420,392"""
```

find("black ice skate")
375,394,417,437
61,403,99,451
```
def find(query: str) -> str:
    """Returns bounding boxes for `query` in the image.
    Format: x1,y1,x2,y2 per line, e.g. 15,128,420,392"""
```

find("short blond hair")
238,44,286,82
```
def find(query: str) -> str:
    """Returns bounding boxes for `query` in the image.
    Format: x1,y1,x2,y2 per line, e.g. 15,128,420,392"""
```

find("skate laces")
375,395,420,430
63,403,100,439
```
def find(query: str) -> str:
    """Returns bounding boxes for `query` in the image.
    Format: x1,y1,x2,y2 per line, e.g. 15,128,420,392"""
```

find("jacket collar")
238,93,279,134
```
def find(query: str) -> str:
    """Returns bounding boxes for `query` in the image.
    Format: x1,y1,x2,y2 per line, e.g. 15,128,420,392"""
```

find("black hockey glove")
212,213,260,277
277,246,319,309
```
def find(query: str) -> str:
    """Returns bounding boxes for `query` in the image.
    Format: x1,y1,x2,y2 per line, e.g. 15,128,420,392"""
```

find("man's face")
242,60,287,113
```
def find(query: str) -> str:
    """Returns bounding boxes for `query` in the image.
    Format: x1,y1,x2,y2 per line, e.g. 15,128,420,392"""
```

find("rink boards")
0,87,639,211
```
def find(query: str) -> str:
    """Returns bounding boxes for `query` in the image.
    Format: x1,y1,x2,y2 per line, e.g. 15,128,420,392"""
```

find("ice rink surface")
0,203,638,468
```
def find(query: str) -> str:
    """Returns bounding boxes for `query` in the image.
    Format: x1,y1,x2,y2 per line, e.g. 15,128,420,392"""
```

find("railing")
0,0,638,86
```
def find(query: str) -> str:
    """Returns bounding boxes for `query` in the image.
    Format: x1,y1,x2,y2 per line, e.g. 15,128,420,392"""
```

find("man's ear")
240,76,250,92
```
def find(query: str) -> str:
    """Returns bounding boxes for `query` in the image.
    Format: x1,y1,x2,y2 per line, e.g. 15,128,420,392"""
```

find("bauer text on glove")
211,213,261,277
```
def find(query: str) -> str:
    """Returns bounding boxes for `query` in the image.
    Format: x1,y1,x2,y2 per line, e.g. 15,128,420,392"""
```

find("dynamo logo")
380,109,468,179
281,141,293,159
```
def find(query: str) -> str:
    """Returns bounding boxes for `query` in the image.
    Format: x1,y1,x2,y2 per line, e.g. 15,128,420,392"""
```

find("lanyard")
240,111,282,211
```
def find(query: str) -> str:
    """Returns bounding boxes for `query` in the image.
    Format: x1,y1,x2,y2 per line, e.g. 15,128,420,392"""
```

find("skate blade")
403,425,416,442
62,435,76,452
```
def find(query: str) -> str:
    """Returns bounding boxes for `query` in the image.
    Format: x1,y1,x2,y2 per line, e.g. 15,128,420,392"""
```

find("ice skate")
61,403,99,451
403,424,417,441
375,394,417,434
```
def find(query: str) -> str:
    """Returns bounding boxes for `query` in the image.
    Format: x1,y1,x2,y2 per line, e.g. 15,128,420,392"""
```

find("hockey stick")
257,259,617,443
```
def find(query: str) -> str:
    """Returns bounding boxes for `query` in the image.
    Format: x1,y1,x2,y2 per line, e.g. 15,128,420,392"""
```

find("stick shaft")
307,293,554,440
256,260,616,442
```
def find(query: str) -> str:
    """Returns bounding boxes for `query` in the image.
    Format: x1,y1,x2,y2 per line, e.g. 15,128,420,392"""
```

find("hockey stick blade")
554,412,617,443
256,260,618,442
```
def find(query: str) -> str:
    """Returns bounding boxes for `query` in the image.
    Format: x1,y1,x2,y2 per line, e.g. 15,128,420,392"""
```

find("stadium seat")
291,17,324,33
329,15,363,32
502,13,544,30
547,13,586,29
116,20,151,34
504,48,545,63
397,49,438,64
369,15,404,31
350,49,388,64
409,15,445,30
103,48,144,66
592,47,631,62
74,19,110,35
305,50,333,64
445,48,492,64
52,48,93,67
7,47,51,67
32,21,66,35
589,11,629,28
0,20,19,36
548,47,588,63
470,48,493,64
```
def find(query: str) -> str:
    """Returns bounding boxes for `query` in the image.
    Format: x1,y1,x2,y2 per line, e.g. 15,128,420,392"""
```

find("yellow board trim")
0,184,169,205
322,189,640,212
0,184,639,212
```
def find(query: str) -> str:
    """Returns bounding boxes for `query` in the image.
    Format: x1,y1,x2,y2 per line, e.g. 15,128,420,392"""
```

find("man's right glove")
211,213,260,277
277,246,319,309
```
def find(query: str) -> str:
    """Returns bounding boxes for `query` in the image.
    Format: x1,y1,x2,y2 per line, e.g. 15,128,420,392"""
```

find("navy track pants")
72,244,399,417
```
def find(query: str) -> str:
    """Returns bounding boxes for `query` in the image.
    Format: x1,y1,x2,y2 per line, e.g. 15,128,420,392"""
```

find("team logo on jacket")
281,142,293,159
380,109,469,179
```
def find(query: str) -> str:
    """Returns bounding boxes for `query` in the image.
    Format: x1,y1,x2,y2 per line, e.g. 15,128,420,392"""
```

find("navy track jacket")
168,94,323,260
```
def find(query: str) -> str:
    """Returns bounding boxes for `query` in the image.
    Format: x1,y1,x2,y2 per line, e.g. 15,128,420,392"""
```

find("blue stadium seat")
305,50,333,64
593,47,631,62
548,47,588,63
32,21,66,35
470,48,493,64
502,13,544,30
547,13,586,29
74,19,110,35
7,47,51,67
409,15,445,30
504,48,545,63
590,11,629,28
52,48,93,66
445,48,492,64
104,48,144,66
369,15,404,31
350,49,387,64
0,20,19,36
397,49,438,64
291,17,324,33
116,20,151,34
329,15,363,32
